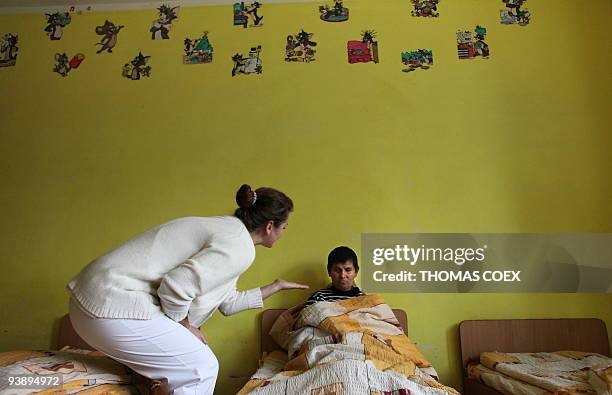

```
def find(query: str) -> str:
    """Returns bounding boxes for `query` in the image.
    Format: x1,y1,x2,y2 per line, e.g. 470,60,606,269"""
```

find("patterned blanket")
0,347,146,394
238,295,459,395
468,351,612,395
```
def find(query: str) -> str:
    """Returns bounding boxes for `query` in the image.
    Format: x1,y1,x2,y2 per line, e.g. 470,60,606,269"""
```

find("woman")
67,184,308,395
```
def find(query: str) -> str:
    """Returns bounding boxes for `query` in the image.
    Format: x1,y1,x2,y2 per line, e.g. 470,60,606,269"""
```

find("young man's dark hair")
327,246,358,274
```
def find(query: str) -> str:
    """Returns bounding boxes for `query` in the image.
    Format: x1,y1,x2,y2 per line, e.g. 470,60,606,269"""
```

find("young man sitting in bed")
305,246,365,306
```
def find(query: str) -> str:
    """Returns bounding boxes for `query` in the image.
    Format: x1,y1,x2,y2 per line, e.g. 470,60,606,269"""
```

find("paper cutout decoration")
151,4,180,39
232,46,262,76
410,0,439,17
122,52,151,80
285,30,317,62
0,33,18,67
500,0,530,26
233,2,263,28
457,26,489,60
53,53,85,77
44,12,71,40
95,20,124,54
184,32,213,64
319,1,349,22
401,49,433,72
347,30,379,64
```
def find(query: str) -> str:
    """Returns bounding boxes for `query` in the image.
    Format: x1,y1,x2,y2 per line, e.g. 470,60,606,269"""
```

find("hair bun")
236,184,256,208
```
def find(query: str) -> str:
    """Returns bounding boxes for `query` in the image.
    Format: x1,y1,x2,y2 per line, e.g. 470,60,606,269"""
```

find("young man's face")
329,261,357,291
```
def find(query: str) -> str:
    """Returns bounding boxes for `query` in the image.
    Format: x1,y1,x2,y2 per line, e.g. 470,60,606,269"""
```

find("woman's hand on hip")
187,325,208,344
179,317,208,344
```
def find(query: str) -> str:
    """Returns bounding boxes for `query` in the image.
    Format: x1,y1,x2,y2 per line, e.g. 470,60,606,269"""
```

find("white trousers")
68,299,218,395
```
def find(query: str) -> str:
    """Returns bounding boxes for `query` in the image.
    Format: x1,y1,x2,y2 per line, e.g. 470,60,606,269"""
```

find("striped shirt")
305,285,365,306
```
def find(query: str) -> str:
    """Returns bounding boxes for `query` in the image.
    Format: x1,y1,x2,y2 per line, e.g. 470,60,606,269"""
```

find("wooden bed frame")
458,318,611,395
58,314,166,395
260,308,408,353
58,314,97,351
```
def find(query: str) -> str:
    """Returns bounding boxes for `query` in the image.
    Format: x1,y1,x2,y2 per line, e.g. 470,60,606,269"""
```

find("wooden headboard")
458,318,611,369
260,308,408,353
58,314,95,350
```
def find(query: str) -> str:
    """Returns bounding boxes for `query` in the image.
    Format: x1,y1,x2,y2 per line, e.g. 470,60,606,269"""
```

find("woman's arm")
157,246,234,322
183,279,308,343
218,280,308,316
260,279,309,299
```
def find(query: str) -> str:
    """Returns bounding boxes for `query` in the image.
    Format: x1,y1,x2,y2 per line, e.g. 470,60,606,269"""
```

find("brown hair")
234,184,294,232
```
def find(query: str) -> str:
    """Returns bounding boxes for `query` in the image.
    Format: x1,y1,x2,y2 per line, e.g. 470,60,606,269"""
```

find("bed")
0,314,164,394
237,296,460,395
458,318,612,395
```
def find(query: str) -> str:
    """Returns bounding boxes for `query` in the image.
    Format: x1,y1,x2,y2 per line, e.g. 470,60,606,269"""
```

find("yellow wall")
0,0,610,393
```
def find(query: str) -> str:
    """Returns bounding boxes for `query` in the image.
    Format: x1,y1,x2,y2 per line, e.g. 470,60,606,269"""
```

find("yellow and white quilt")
238,295,459,395
468,350,612,395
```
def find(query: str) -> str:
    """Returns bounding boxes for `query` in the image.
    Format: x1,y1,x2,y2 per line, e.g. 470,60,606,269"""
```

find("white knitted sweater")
67,216,263,327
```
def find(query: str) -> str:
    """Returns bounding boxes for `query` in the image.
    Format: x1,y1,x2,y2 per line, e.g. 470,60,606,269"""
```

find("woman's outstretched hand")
275,279,309,290
261,279,309,299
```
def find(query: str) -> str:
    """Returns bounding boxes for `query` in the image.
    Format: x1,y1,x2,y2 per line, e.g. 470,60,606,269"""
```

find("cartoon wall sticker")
231,46,262,76
184,31,213,64
285,30,317,62
44,12,71,40
0,33,18,67
319,0,349,22
122,52,151,80
54,54,71,76
53,53,85,77
150,4,180,39
410,0,439,17
95,20,124,54
401,49,433,72
457,25,489,60
233,2,263,28
68,5,93,14
347,30,379,64
500,0,530,26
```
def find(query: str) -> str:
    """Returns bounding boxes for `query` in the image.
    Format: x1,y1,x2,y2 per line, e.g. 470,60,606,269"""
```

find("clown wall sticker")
0,33,18,67
95,20,124,54
500,0,530,26
347,30,379,64
44,12,71,40
151,5,180,39
232,46,262,76
285,30,317,62
410,0,439,17
233,2,263,28
122,52,151,80
184,32,213,64
457,26,489,60
401,49,433,73
319,1,349,22
53,53,85,77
